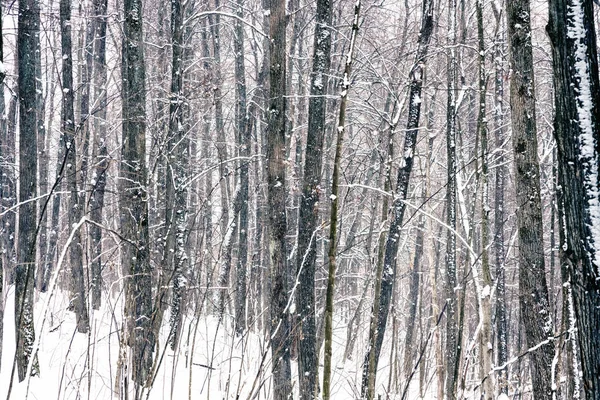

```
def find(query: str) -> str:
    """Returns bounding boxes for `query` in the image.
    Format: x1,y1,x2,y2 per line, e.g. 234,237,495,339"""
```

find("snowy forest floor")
0,288,434,399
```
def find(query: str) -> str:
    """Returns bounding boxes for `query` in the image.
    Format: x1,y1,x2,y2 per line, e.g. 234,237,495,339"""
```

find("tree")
61,0,89,334
15,0,40,381
295,0,333,394
266,0,293,396
547,0,600,398
507,0,555,398
361,0,435,397
121,0,154,386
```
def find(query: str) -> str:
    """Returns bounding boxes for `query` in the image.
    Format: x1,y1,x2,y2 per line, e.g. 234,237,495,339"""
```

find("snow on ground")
0,287,434,399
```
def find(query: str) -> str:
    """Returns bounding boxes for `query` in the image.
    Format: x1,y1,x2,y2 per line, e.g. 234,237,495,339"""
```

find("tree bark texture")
547,0,600,398
295,0,333,395
507,1,555,398
122,0,154,385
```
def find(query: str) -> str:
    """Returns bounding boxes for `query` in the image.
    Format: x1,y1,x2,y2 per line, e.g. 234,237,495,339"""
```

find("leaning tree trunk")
266,0,293,396
547,0,600,398
295,0,333,394
323,3,360,399
507,0,555,398
15,0,40,381
121,0,154,387
61,0,89,334
361,1,434,398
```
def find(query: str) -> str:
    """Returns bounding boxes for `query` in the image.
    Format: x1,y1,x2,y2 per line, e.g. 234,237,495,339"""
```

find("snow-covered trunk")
548,0,600,398
15,0,40,381
61,0,89,335
507,0,555,398
445,0,460,398
492,9,509,396
361,1,435,398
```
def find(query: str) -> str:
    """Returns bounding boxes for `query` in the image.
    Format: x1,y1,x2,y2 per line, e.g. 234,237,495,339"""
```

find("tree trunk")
122,0,154,386
0,3,5,371
295,0,333,394
267,0,293,396
61,0,89,334
16,0,40,381
547,0,600,398
361,1,435,397
507,0,555,398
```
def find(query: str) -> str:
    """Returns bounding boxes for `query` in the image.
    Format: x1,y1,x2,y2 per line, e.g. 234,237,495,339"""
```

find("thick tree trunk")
547,0,600,398
361,1,435,398
122,0,154,386
295,0,333,395
267,0,293,396
61,0,89,334
0,3,5,371
507,0,555,398
16,0,40,381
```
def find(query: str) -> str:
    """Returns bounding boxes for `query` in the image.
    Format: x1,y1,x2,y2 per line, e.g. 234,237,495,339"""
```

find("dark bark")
234,0,249,336
16,0,40,381
267,0,292,396
547,0,600,398
0,2,5,372
295,0,333,395
61,0,89,334
361,1,435,397
507,1,555,399
122,0,154,385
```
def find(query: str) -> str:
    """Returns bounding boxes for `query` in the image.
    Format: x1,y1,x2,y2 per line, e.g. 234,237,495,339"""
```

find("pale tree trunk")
323,3,360,399
361,1,435,397
508,0,555,398
296,0,333,394
234,0,249,336
445,0,460,398
476,0,493,397
267,0,293,396
15,0,40,381
61,0,89,334
548,0,600,398
121,0,154,387
89,0,109,310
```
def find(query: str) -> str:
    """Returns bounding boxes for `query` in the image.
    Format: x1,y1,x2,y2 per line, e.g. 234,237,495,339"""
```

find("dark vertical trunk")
295,0,333,395
0,2,5,371
267,0,292,396
89,0,109,310
16,0,40,381
361,1,435,398
61,0,89,334
234,0,249,335
122,0,153,386
507,0,555,398
166,0,190,350
547,0,600,398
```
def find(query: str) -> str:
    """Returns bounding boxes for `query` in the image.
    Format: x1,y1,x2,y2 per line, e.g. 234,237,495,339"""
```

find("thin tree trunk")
61,0,89,334
361,1,435,397
323,4,360,399
0,3,6,371
507,0,555,398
